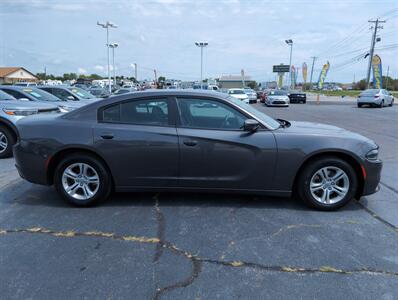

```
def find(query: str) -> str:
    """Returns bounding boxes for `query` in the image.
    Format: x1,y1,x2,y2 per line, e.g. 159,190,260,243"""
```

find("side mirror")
67,96,75,100
243,119,260,132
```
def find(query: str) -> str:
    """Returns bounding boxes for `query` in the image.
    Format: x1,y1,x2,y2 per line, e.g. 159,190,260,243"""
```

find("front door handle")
100,133,114,140
183,139,198,147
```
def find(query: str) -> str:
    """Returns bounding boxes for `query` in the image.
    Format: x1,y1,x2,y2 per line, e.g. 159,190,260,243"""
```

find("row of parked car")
0,85,107,158
230,88,307,107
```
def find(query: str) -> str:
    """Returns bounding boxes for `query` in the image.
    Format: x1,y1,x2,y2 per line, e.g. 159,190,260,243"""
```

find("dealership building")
0,67,38,84
218,75,255,89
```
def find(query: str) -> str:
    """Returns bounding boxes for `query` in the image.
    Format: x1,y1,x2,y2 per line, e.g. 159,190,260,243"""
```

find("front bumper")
362,159,382,196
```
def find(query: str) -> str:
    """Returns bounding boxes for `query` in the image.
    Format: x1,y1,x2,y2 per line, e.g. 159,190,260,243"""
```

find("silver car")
265,90,290,107
0,90,59,158
243,88,257,104
357,89,394,108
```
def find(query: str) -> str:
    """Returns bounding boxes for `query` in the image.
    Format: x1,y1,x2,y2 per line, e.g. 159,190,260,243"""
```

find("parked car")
288,90,307,104
0,86,82,112
265,90,290,107
14,90,381,210
14,82,37,87
256,90,267,103
38,86,99,102
357,89,394,108
88,86,110,98
243,88,257,103
227,88,249,103
0,90,59,158
113,87,138,95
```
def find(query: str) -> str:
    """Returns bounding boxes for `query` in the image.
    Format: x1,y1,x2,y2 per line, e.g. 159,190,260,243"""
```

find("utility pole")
285,39,293,88
44,66,47,80
134,63,137,82
386,65,389,89
97,21,118,94
309,56,317,90
366,18,385,88
154,69,157,88
195,42,208,89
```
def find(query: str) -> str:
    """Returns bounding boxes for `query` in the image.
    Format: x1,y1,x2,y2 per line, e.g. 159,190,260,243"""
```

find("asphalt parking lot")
0,95,397,299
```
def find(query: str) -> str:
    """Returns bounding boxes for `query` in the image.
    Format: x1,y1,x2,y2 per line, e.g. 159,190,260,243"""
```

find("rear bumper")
289,96,306,103
362,159,382,196
13,142,50,185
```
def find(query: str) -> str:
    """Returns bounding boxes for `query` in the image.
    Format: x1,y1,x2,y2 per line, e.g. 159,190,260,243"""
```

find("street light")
109,43,119,87
285,39,293,88
195,41,208,89
97,21,118,93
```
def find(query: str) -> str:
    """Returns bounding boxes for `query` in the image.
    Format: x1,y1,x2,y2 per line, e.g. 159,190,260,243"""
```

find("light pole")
195,41,208,89
285,39,293,89
97,21,117,93
109,43,118,87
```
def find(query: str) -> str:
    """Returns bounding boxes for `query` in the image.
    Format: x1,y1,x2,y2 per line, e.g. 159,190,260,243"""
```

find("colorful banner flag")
318,61,330,89
302,62,308,83
372,55,383,89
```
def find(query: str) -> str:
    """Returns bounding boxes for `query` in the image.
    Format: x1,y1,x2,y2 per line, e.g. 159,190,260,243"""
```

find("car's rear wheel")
357,103,362,108
0,125,15,159
54,153,112,206
297,157,358,210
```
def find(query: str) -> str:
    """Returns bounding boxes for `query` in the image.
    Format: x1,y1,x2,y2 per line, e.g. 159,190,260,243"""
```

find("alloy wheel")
0,132,8,154
62,163,100,201
309,166,350,204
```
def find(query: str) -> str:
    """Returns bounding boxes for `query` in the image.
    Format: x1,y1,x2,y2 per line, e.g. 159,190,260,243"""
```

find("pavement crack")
1,226,397,285
380,181,398,194
355,200,398,233
153,259,202,300
152,193,166,263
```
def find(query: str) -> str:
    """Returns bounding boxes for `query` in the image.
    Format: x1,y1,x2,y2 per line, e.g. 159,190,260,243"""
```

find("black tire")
54,153,112,206
389,99,394,107
297,156,358,211
0,125,16,159
379,100,384,108
357,103,362,108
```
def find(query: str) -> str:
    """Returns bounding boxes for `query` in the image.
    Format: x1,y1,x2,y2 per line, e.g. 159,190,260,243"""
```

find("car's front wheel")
0,125,15,159
54,153,112,206
297,157,358,210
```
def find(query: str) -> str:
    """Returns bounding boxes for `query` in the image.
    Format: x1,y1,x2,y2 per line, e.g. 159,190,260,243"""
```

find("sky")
0,0,397,83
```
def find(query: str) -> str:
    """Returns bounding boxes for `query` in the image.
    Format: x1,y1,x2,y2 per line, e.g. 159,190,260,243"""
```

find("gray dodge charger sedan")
14,90,382,210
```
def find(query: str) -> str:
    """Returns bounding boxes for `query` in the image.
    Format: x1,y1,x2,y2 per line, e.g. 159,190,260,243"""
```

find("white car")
228,88,249,104
265,90,290,107
357,89,394,108
243,88,257,103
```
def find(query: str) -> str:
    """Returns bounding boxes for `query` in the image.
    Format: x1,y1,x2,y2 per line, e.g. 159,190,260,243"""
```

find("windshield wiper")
276,118,291,128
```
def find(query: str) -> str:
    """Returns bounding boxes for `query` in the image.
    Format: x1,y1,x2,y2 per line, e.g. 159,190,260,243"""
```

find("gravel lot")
0,95,397,299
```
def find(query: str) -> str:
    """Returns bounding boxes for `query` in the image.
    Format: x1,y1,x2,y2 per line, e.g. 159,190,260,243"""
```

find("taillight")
374,94,379,98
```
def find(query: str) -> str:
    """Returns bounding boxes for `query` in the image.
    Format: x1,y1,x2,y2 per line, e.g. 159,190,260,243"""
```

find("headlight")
366,148,379,161
3,108,38,116
58,105,73,113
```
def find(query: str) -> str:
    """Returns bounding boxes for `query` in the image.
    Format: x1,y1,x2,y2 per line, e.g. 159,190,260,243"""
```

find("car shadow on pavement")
5,181,363,212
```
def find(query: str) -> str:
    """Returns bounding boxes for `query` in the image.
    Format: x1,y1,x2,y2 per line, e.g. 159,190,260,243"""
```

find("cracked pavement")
0,98,397,299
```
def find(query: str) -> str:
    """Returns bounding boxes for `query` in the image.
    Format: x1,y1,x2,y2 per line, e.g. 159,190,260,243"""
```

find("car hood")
284,121,373,144
0,100,59,110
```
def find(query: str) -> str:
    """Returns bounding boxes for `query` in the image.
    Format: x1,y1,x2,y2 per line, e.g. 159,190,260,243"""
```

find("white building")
0,67,38,84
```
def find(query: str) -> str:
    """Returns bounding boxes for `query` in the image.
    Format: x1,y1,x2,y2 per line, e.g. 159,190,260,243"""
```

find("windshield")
269,90,287,96
22,88,61,101
229,90,244,95
0,90,16,100
226,96,280,129
68,87,95,99
244,89,253,93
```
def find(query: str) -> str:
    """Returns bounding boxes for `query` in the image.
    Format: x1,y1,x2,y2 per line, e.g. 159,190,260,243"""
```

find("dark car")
38,86,99,102
14,90,381,210
288,90,307,104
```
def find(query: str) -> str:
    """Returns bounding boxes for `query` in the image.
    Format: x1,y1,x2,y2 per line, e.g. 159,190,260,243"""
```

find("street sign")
273,65,290,73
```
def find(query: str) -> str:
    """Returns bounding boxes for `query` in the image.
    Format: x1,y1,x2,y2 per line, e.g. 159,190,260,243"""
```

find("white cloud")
94,65,105,71
77,67,87,74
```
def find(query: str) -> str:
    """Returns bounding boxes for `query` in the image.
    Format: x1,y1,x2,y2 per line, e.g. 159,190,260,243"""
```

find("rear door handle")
100,133,114,140
183,139,197,147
